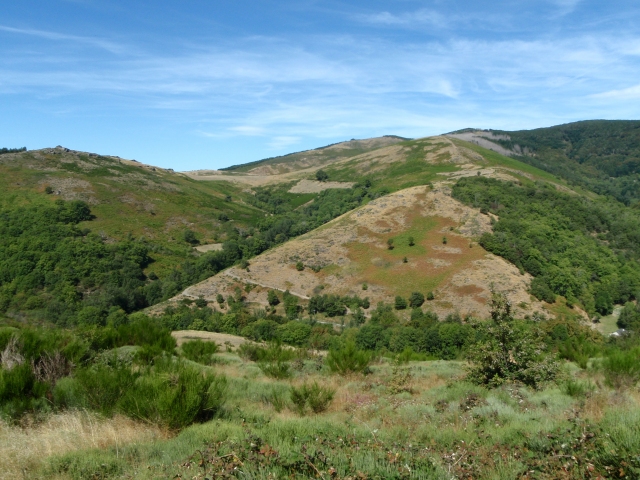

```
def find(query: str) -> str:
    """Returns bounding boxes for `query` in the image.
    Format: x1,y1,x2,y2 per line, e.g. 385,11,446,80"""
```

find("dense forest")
490,120,640,205
452,176,640,315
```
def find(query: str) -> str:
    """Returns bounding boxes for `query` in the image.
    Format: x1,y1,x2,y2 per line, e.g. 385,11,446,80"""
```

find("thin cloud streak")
0,25,127,54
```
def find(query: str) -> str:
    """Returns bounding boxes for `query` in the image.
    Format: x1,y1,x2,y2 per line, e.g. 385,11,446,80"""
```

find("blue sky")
1,1,639,170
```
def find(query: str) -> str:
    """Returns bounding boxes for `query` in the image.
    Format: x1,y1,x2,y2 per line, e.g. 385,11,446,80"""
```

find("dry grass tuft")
0,411,166,480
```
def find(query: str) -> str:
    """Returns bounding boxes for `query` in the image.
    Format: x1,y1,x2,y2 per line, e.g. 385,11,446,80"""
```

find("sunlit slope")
186,135,567,194
0,147,263,270
218,136,408,174
172,138,564,319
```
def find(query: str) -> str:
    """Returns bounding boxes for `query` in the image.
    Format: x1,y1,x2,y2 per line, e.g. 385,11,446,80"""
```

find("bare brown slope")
173,183,547,319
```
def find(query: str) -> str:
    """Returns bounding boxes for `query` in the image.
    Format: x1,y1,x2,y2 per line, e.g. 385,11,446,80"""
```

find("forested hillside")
490,120,640,205
452,176,640,316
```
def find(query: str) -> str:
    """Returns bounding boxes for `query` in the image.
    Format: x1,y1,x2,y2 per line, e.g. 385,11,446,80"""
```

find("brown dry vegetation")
0,411,165,480
176,182,547,319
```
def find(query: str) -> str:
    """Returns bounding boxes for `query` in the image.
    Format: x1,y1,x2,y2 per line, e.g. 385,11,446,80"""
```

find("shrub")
258,360,291,379
315,169,329,182
295,261,304,271
277,321,312,347
261,386,287,412
426,291,435,301
466,291,559,389
290,381,335,415
387,238,394,250
408,236,415,246
118,358,227,429
409,292,425,308
73,361,138,417
267,290,280,306
183,229,199,245
394,296,407,310
326,341,372,375
601,348,640,389
181,340,219,365
563,379,594,398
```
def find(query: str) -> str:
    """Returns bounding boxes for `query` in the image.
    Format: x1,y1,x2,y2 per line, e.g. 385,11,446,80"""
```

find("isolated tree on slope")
467,290,559,389
316,169,329,182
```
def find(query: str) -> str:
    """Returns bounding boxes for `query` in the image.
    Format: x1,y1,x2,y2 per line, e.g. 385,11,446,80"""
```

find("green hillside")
489,120,640,205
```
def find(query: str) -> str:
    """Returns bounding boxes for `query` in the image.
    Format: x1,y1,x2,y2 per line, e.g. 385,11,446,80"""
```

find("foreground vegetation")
2,288,640,478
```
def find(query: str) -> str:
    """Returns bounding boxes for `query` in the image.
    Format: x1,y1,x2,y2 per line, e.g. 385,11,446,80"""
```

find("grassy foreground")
14,350,639,480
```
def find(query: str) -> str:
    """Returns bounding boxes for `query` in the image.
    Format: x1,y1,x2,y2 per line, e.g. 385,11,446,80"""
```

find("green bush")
466,291,559,389
52,377,87,410
326,341,372,375
258,360,291,379
277,321,312,347
290,381,335,415
73,361,138,417
267,290,280,306
562,379,594,398
118,358,227,429
181,339,219,365
409,292,425,308
261,386,287,412
602,348,640,389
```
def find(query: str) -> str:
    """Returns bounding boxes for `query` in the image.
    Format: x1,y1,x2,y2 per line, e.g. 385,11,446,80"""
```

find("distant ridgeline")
489,120,640,205
0,147,26,155
220,135,411,172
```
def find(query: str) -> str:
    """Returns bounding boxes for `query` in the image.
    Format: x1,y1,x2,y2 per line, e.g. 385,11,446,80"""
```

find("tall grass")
0,411,163,480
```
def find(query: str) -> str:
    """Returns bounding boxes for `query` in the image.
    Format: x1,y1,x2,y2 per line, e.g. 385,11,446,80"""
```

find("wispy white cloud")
592,84,640,100
268,136,301,149
1,9,639,167
0,25,127,54
356,9,447,28
549,0,583,16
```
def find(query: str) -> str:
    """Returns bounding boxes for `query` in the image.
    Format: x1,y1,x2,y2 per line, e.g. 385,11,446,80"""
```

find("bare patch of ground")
194,243,224,253
172,330,249,348
446,131,520,157
38,177,98,204
288,179,355,193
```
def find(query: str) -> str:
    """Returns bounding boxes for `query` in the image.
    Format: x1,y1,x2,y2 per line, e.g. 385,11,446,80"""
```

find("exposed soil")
172,330,249,347
194,243,224,253
171,182,547,319
288,179,354,194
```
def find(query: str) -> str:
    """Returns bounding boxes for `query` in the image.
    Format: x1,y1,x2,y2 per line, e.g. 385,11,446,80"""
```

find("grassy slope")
220,136,408,173
0,150,265,274
35,351,640,479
